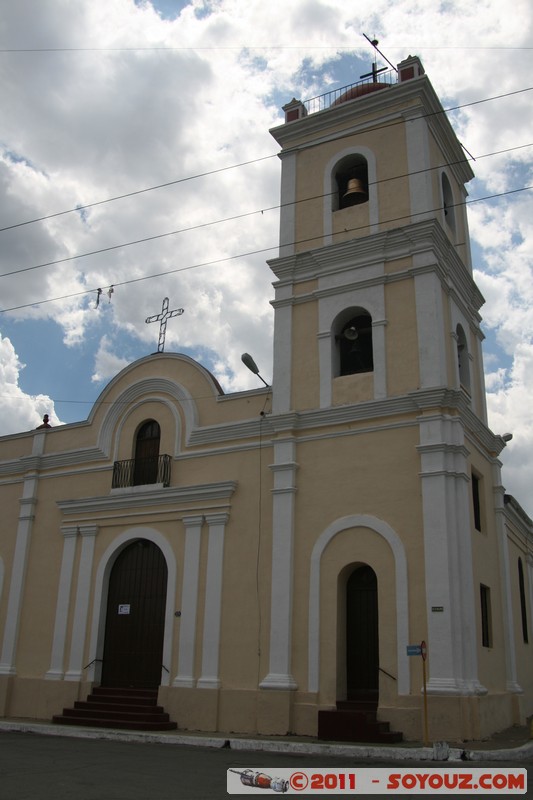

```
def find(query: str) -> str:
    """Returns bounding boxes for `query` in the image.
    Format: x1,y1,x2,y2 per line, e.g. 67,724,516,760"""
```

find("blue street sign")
406,644,422,656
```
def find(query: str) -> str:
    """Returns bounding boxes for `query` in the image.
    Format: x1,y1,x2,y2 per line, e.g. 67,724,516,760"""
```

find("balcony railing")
112,454,171,489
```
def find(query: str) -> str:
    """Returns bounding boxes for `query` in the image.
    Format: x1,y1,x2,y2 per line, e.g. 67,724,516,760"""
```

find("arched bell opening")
456,324,470,393
441,171,456,234
332,155,369,211
332,308,374,377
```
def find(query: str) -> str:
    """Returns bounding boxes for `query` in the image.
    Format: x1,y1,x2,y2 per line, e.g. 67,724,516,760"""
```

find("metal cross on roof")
145,297,184,353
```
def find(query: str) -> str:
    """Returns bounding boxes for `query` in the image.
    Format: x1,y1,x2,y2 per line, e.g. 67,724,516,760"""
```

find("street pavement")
0,728,531,800
0,719,532,799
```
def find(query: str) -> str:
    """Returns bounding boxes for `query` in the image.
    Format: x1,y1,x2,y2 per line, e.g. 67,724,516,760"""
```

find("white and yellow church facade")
0,56,532,743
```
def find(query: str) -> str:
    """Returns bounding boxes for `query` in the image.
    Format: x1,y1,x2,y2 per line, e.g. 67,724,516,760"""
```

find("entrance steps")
318,700,403,744
53,687,178,732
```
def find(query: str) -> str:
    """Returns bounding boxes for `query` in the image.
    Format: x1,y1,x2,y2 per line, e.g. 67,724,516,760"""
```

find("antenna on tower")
361,33,398,81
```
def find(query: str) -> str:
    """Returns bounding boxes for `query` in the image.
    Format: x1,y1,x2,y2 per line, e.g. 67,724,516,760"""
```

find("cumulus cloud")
92,334,131,383
0,334,61,434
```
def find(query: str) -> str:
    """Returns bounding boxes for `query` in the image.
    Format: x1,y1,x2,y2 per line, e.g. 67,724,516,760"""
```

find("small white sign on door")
118,604,131,615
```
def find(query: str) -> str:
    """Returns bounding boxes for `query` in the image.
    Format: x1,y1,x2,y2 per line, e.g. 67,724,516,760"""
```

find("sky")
0,0,532,512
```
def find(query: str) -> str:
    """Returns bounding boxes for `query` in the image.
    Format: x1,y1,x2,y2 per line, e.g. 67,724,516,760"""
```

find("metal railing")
303,70,397,115
112,454,171,489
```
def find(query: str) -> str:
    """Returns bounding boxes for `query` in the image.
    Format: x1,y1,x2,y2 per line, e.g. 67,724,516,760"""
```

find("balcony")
112,454,171,489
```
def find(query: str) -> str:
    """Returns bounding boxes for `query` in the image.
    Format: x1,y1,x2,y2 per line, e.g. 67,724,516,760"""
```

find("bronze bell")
342,177,368,206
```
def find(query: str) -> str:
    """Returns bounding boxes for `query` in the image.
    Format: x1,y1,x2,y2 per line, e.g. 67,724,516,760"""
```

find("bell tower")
261,55,514,740
269,55,486,421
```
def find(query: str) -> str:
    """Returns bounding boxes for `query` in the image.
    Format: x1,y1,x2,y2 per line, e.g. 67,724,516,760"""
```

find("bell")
343,326,358,341
342,178,367,206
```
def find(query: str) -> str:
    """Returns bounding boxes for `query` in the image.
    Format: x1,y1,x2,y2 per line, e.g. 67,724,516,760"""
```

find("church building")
0,55,532,743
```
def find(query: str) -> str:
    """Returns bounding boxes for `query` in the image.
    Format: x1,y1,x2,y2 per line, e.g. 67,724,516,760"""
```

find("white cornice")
269,222,484,333
57,480,237,517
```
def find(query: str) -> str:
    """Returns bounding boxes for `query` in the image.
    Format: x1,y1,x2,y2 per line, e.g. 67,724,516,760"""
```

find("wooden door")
346,564,379,701
101,540,167,689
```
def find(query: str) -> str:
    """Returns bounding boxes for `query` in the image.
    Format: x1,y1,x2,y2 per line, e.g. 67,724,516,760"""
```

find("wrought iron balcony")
112,454,171,489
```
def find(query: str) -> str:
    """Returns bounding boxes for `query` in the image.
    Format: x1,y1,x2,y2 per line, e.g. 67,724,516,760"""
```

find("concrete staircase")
318,700,403,743
53,687,177,731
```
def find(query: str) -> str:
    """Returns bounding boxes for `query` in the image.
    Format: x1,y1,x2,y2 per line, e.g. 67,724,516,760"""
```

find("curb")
1,719,532,762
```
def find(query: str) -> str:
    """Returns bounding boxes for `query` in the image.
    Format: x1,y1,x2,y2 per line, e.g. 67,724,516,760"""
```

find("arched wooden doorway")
101,540,168,689
346,564,379,701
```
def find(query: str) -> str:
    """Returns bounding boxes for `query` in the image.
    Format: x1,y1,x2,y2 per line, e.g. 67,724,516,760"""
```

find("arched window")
333,155,369,211
134,420,161,485
518,558,529,644
456,324,470,392
334,309,374,376
442,172,455,233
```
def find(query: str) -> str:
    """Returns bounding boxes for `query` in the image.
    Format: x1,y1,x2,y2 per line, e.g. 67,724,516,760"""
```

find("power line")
0,141,531,282
1,45,532,53
1,85,531,235
0,155,278,233
1,183,531,315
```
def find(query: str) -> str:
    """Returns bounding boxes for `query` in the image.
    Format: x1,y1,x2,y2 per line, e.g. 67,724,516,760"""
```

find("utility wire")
1,183,531,315
1,45,532,53
0,155,278,233
0,141,531,281
1,85,531,235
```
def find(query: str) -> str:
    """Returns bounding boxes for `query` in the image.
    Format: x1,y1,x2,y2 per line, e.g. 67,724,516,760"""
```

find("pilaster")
173,515,203,688
260,438,298,690
197,512,229,689
46,526,79,680
0,431,46,676
65,524,98,681
418,413,486,695
494,468,522,694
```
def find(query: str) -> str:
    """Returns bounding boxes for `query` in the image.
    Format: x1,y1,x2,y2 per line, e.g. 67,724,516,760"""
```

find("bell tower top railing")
282,55,425,123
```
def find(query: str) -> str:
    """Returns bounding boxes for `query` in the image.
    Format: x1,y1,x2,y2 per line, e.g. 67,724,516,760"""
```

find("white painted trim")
260,440,298,690
278,151,297,257
415,271,448,388
87,527,177,687
405,109,433,221
65,525,98,681
46,527,79,680
112,396,182,461
497,510,522,693
272,287,293,414
58,481,236,517
98,378,198,456
0,470,39,676
308,514,410,695
198,513,228,689
173,516,203,687
418,414,487,696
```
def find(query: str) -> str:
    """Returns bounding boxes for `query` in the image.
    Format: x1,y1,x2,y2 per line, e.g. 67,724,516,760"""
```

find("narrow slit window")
472,473,481,532
518,558,529,644
480,584,492,648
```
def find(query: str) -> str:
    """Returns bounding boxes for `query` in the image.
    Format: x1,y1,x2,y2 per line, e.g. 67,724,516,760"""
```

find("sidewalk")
1,717,532,762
